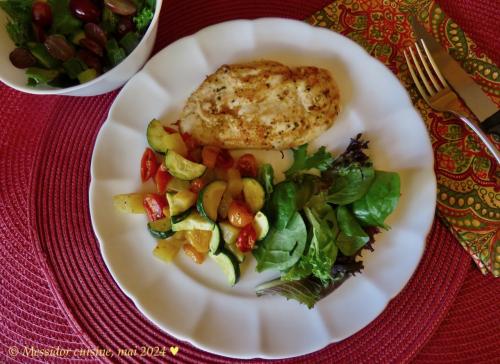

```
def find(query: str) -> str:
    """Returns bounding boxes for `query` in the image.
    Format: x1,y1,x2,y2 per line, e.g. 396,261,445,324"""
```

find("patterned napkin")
307,0,500,276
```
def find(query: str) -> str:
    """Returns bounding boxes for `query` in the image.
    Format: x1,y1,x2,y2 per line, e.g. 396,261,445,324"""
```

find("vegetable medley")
113,120,401,308
0,0,155,87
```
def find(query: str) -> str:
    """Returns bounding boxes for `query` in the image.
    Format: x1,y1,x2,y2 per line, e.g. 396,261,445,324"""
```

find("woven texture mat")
1,0,499,363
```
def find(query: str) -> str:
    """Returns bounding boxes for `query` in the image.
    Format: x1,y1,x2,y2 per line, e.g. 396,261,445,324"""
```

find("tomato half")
163,126,177,134
155,165,173,194
201,146,220,168
227,200,254,227
143,193,168,221
190,178,205,193
236,153,258,178
181,132,199,151
216,148,234,169
140,148,158,182
236,224,257,252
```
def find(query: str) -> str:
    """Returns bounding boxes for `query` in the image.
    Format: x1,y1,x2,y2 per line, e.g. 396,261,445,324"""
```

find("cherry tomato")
236,224,257,252
216,148,234,169
181,132,199,151
190,178,205,193
187,146,203,163
236,153,258,178
163,126,177,134
140,148,158,182
143,193,167,221
228,200,254,228
201,146,220,168
155,165,172,194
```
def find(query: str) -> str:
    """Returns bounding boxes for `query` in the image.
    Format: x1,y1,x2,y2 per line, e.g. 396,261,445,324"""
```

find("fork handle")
450,111,500,165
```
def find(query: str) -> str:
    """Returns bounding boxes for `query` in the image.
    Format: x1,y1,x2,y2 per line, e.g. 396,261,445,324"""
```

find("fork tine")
409,46,434,95
404,50,429,102
415,42,441,91
420,39,448,87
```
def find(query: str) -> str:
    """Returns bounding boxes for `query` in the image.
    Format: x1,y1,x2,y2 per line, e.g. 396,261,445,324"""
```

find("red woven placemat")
0,0,499,363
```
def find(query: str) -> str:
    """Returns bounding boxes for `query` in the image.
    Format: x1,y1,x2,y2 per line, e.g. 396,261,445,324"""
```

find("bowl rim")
0,0,163,95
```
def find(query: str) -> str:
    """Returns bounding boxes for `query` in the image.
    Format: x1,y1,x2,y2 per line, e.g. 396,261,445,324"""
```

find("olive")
32,2,53,28
9,48,37,69
84,23,107,47
44,35,75,61
104,0,136,16
79,38,104,57
116,16,134,38
70,0,101,23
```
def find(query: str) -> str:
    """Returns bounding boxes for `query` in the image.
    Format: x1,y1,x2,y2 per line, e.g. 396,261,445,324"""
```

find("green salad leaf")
352,171,400,229
0,0,32,46
253,212,307,272
258,163,274,200
49,0,82,35
134,7,154,33
284,144,334,178
268,181,297,230
282,198,339,285
325,163,374,205
336,205,369,256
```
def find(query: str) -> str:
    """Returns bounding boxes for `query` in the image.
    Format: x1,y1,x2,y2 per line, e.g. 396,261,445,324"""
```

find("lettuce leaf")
285,144,334,178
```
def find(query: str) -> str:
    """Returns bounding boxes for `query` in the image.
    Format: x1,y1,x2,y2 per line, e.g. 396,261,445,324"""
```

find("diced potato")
227,169,243,198
165,133,188,157
113,193,145,213
218,190,233,219
166,177,191,192
185,230,211,253
153,237,182,263
167,190,197,216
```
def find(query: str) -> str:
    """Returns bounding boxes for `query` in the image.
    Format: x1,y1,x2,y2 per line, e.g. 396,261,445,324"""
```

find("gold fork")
404,40,500,164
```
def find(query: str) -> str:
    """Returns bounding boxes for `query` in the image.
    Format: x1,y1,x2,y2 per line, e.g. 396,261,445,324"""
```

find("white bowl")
0,0,162,96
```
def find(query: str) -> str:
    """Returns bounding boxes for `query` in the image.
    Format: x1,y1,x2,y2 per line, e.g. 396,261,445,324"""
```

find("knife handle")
481,110,500,136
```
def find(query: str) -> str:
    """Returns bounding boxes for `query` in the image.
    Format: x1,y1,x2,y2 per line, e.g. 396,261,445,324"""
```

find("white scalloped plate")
90,18,436,359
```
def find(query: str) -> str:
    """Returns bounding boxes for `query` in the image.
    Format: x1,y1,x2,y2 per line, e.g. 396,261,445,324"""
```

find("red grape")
84,23,107,47
32,2,53,28
79,38,104,57
104,0,137,16
44,35,75,61
9,48,37,69
70,0,101,23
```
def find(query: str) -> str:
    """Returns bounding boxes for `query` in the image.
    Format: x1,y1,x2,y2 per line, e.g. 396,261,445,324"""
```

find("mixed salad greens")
0,0,155,87
254,136,400,307
113,119,400,308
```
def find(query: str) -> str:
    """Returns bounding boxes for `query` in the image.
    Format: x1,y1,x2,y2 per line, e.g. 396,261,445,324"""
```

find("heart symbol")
170,346,179,356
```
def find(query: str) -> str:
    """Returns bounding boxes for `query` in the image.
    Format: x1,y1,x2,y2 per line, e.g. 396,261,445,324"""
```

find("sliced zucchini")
219,222,244,263
253,211,270,241
148,217,174,239
209,225,222,254
164,150,207,180
171,208,192,224
219,221,241,245
197,180,227,221
242,178,265,213
146,119,188,156
225,243,245,263
166,190,197,216
113,193,144,213
166,177,191,192
172,211,214,231
209,249,240,286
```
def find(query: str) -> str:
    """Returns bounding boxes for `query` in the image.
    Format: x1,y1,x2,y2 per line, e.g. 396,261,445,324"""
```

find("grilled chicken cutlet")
179,60,340,149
